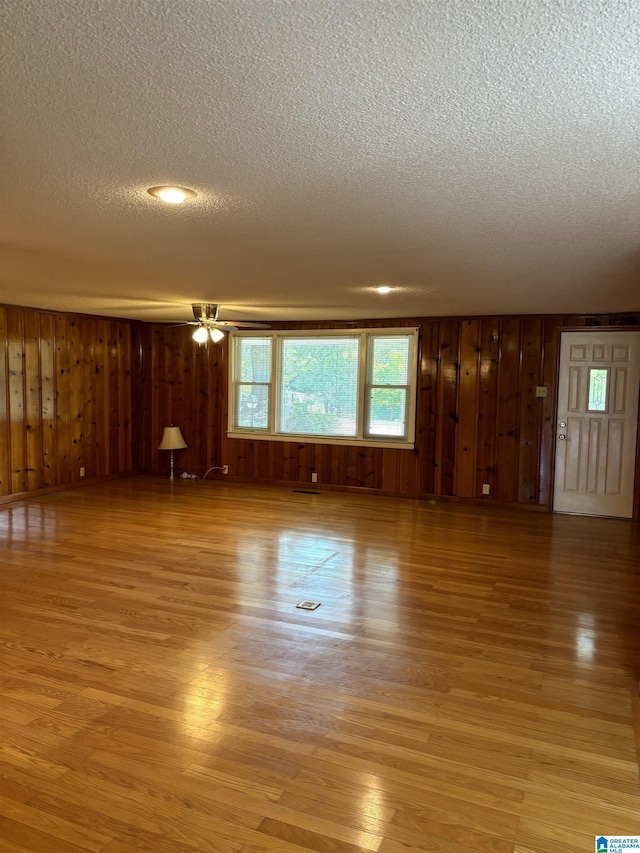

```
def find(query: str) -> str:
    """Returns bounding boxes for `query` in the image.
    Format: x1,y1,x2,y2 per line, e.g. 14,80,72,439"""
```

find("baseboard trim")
180,472,552,512
0,470,140,505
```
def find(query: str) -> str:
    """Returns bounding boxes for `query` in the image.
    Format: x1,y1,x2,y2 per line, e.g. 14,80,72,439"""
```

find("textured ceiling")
1,0,638,324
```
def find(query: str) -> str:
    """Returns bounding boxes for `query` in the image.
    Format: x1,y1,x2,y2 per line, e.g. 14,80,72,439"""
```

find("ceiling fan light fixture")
147,186,197,204
192,325,209,343
210,328,225,343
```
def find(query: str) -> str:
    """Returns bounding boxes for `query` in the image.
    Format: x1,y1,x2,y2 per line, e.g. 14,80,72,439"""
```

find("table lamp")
158,426,187,480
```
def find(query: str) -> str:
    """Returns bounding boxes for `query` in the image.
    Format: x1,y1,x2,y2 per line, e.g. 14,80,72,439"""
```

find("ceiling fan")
177,303,270,344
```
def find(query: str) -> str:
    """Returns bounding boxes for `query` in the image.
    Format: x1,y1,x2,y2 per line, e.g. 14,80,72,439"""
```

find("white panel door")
553,331,640,518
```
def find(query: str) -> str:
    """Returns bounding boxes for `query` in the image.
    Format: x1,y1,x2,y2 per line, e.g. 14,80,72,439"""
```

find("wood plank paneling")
398,443,419,494
68,317,84,481
135,322,154,473
417,319,439,496
455,320,480,498
170,327,186,439
517,318,543,504
24,311,42,491
0,308,10,495
109,322,120,475
476,320,499,499
495,318,521,504
297,443,314,484
3,304,638,514
379,446,400,493
263,439,280,482
119,320,133,472
7,308,27,494
96,318,111,478
281,440,297,482
329,443,347,486
537,318,561,507
437,320,460,496
0,305,135,500
187,338,202,473
136,313,640,514
54,313,72,485
83,319,98,479
40,312,56,487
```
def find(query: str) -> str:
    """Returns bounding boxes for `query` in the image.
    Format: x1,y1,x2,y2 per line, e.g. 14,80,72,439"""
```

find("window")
587,368,608,412
229,328,418,448
234,337,271,429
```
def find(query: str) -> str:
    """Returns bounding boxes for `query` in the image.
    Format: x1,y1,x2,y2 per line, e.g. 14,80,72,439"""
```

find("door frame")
550,325,640,521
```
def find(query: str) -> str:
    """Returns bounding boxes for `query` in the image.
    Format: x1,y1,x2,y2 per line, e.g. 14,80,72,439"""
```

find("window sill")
227,431,415,450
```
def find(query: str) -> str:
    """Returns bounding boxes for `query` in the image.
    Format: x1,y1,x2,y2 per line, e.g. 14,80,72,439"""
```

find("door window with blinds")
229,329,418,448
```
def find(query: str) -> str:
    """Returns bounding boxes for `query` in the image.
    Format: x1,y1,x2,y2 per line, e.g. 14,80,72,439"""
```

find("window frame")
228,327,419,449
231,335,273,432
363,334,414,441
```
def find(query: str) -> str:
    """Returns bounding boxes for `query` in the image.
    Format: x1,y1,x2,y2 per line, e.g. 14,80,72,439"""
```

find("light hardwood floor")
1,476,639,853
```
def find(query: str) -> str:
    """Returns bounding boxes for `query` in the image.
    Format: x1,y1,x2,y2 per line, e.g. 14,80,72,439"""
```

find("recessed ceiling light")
147,186,197,204
375,286,393,294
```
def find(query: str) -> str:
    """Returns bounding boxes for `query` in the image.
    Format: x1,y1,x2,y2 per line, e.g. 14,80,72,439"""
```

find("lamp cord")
200,466,223,480
178,466,225,480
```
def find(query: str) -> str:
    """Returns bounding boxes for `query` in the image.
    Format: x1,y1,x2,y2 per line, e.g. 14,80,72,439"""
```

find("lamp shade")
158,426,188,451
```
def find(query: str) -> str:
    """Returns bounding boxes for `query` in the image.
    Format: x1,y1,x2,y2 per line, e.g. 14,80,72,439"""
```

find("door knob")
558,434,566,440
559,422,566,428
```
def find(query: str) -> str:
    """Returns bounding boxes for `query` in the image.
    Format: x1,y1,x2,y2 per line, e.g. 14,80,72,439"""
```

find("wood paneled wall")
135,323,223,479
0,305,135,499
136,311,640,509
3,304,638,509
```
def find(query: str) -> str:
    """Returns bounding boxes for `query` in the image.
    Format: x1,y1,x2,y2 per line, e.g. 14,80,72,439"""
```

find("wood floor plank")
1,476,638,853
0,818,99,853
0,795,112,851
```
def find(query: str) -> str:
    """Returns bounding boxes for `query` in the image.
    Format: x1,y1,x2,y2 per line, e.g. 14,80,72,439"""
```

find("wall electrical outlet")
222,465,229,475
79,467,86,478
311,472,318,483
482,483,490,495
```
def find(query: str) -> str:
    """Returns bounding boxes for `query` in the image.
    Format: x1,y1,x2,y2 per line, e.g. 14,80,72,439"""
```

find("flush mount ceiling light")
375,286,393,294
147,186,197,204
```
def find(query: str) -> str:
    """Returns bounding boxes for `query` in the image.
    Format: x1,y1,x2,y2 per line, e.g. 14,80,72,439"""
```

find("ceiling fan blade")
222,320,271,329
